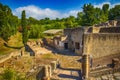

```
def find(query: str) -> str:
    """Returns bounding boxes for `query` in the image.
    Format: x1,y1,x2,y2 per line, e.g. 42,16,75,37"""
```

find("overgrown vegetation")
0,32,23,55
0,68,26,80
0,3,120,40
29,24,45,38
0,3,18,42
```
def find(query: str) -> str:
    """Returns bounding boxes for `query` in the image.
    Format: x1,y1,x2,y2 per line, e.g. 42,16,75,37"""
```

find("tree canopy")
0,2,120,39
21,10,28,45
0,3,18,41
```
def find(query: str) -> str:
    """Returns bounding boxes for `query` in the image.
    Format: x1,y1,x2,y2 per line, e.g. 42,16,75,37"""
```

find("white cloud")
94,2,120,9
94,2,111,8
13,2,120,19
111,3,120,8
13,5,81,19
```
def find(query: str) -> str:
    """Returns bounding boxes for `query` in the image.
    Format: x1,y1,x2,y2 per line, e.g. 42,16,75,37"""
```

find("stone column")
44,65,51,80
51,61,57,72
48,65,52,77
82,54,90,79
44,65,48,77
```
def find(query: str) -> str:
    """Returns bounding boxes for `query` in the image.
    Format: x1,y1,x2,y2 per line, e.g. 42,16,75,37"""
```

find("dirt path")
46,48,82,80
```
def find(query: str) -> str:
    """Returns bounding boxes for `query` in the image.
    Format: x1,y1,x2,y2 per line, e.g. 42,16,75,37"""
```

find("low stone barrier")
26,60,57,80
0,49,22,64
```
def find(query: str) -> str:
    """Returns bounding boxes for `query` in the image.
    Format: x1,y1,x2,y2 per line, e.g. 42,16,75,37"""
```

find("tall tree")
0,3,18,41
101,4,109,22
82,4,96,26
109,5,120,20
77,12,83,25
94,7,101,24
64,18,73,28
102,4,109,13
21,10,28,46
29,24,45,38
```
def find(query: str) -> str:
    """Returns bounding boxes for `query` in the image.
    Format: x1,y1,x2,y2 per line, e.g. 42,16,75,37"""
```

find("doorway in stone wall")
64,43,68,49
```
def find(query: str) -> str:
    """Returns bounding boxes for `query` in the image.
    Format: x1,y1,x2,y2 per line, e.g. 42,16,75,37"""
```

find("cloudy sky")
0,0,120,19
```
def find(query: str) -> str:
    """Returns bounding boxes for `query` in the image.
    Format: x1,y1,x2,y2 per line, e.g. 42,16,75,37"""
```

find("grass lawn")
40,53,56,59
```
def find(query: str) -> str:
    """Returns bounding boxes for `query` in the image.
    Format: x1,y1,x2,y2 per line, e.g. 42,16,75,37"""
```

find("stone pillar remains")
48,65,52,77
51,61,57,72
44,65,51,80
82,54,90,79
44,65,49,77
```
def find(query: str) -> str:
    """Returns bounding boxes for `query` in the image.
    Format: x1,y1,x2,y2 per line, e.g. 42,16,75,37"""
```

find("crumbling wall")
99,27,120,33
87,27,100,33
53,36,67,50
64,28,72,36
83,33,120,58
92,27,100,33
43,38,54,48
71,27,84,55
26,66,45,80
87,27,120,33
0,50,22,64
116,20,120,26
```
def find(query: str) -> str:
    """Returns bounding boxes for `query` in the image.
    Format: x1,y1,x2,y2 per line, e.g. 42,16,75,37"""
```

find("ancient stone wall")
71,27,84,55
86,27,120,33
53,36,67,50
0,50,22,64
26,66,45,80
64,28,73,36
99,27,120,33
43,38,54,48
83,33,120,58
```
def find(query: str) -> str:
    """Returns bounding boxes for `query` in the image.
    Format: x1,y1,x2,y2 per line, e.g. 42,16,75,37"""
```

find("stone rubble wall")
99,27,120,33
83,33,120,58
0,50,22,64
26,61,57,80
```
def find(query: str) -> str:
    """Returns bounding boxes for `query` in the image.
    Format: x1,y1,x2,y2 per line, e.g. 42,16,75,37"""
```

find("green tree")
82,4,96,26
77,12,83,25
0,3,18,41
28,17,39,25
29,24,45,38
54,22,65,29
21,10,28,46
94,7,101,24
109,5,120,20
100,4,109,22
64,18,73,28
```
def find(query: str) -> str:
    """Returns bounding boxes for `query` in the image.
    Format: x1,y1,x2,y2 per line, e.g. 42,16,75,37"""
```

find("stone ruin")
94,20,120,27
26,60,58,80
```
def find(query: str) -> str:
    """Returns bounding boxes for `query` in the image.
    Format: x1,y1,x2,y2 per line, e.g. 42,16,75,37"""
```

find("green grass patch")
0,32,23,56
41,53,55,59
7,32,23,47
0,46,14,56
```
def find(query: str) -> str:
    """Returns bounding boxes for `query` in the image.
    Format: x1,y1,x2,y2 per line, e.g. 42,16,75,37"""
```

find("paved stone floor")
52,68,82,80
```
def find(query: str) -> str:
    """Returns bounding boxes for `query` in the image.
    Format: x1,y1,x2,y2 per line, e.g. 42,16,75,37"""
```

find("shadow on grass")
4,43,23,49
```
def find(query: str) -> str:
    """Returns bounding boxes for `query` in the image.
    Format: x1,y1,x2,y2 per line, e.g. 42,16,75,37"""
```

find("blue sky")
0,0,120,19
